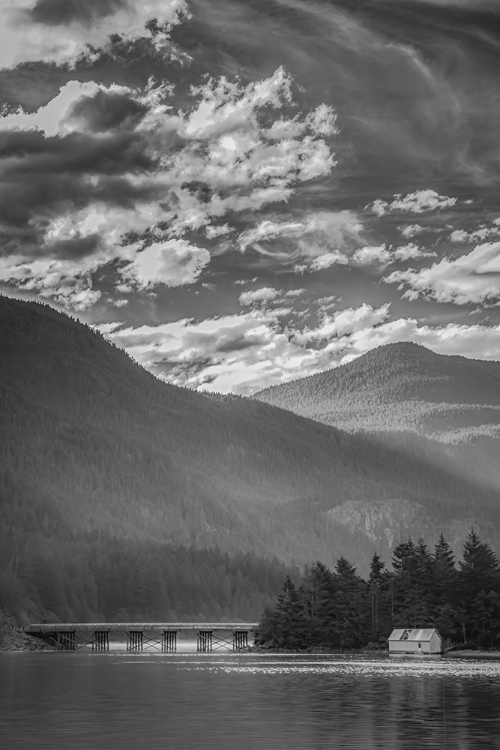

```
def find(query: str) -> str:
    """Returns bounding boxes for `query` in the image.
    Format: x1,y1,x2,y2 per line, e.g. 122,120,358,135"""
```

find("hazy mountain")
1,298,500,622
255,341,500,518
255,342,500,440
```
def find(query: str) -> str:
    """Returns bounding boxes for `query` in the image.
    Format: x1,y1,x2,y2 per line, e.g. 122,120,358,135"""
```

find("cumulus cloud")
0,68,339,308
296,240,436,274
296,303,392,343
450,223,500,244
122,239,211,289
299,251,348,273
101,308,322,394
349,243,435,267
239,287,281,305
99,300,500,394
398,224,427,239
392,243,437,261
384,242,500,305
368,190,457,216
351,244,392,266
0,0,188,69
0,252,102,310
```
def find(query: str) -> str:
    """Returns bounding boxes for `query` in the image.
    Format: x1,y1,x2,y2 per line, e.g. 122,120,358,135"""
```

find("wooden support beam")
93,630,109,652
233,630,249,651
127,630,144,652
54,631,76,650
162,631,177,653
197,630,213,653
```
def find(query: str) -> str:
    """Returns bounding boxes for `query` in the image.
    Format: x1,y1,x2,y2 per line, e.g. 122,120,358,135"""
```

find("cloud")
239,211,360,250
296,239,436,274
0,80,104,135
239,287,281,305
351,244,392,266
340,317,500,364
122,239,211,289
0,0,188,69
299,251,348,273
350,242,437,266
0,252,101,310
296,303,392,343
0,69,338,308
101,308,321,394
450,223,500,244
99,300,500,394
398,224,427,238
239,210,363,268
392,243,437,261
368,190,457,216
384,242,500,305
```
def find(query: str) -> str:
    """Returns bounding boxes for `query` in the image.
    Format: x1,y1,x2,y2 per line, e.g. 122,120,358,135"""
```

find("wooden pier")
25,623,258,653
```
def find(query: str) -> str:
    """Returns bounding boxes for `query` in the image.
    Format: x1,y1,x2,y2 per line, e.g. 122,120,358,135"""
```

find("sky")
2,0,500,393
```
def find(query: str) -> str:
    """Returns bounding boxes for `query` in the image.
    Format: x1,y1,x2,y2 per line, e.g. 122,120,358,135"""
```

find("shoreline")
446,649,500,659
0,624,51,652
2,630,499,658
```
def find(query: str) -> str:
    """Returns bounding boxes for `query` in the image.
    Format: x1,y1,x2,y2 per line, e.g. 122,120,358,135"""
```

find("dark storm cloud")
0,231,101,260
181,181,213,204
47,234,101,259
27,0,125,27
0,169,158,228
0,129,154,174
66,89,149,133
0,124,160,229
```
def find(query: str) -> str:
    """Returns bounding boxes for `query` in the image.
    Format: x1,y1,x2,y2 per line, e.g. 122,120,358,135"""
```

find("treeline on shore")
255,530,500,650
0,530,296,625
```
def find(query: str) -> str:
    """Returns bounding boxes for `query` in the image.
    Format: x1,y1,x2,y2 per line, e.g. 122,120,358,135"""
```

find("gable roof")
389,628,441,642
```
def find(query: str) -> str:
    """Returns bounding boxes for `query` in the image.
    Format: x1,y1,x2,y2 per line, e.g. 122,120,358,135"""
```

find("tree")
328,557,366,649
430,533,459,640
458,529,500,643
367,552,387,641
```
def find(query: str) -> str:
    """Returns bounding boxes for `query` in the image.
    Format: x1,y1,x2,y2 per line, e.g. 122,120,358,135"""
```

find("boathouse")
388,628,442,655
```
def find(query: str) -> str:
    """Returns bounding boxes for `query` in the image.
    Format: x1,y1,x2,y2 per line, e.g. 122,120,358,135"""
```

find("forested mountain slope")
1,298,500,623
255,343,500,494
255,342,500,439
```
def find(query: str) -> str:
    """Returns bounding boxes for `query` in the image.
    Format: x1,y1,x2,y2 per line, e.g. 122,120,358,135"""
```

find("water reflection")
1,653,500,749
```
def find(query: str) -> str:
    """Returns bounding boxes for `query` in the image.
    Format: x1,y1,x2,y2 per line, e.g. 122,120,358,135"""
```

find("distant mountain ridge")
255,342,500,440
1,297,500,623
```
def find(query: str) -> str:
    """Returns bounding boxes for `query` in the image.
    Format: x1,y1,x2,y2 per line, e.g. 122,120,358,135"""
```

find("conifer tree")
459,528,499,598
458,529,500,645
367,552,388,641
430,533,459,639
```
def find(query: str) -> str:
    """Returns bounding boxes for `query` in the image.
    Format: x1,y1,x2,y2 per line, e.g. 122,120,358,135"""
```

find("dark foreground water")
1,651,500,749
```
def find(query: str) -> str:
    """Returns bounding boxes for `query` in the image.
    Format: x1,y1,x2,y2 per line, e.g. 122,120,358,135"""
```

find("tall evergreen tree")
431,533,459,640
329,557,366,648
459,528,499,599
458,529,500,644
367,552,387,641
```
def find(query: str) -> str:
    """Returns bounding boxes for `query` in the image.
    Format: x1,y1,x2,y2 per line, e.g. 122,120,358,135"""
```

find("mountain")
255,341,500,526
255,342,500,440
1,298,500,623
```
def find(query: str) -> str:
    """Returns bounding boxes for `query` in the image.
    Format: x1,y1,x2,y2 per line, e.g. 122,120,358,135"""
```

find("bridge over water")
25,623,259,653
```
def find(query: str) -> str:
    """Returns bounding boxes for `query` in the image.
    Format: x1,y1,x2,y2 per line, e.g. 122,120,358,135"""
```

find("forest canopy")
256,530,500,651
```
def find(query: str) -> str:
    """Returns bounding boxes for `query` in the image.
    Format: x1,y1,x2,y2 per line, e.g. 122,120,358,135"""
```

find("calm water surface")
1,650,500,749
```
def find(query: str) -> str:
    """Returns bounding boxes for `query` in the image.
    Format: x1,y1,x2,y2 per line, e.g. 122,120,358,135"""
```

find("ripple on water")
1,652,500,749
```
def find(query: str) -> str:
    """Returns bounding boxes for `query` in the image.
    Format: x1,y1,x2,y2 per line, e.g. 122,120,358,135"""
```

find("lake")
1,650,500,749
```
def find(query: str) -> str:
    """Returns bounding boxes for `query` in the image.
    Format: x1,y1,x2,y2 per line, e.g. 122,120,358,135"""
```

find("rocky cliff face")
324,498,493,558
